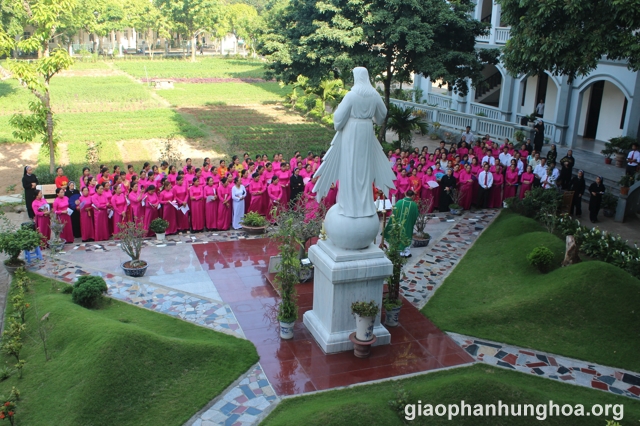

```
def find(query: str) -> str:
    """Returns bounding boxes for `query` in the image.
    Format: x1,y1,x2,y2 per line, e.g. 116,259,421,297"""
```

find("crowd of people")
22,151,334,244
22,136,635,244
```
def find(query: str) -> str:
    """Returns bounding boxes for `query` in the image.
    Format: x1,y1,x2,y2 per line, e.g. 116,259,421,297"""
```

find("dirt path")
0,143,40,195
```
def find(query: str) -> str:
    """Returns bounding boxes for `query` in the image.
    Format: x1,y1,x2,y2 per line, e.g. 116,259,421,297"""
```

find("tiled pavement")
449,333,640,400
401,209,498,309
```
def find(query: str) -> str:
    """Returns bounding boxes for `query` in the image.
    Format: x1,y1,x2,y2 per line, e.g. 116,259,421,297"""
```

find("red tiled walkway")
193,239,474,396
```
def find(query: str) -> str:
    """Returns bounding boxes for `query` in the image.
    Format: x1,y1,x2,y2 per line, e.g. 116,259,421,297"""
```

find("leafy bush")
555,214,581,237
527,246,555,273
149,218,169,233
507,187,562,218
241,211,268,227
351,300,380,318
601,192,618,211
61,285,74,294
0,228,43,265
71,276,108,308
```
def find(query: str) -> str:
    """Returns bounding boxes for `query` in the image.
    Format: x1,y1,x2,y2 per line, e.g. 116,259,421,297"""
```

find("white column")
489,2,501,44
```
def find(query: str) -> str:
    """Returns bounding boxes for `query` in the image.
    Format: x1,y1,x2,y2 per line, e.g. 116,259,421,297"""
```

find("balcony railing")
470,103,503,120
426,93,452,109
495,27,510,44
476,34,490,43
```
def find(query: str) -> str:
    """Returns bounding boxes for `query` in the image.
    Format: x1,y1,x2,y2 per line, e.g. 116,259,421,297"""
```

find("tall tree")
498,0,640,81
1,0,75,173
224,3,261,56
259,0,498,141
156,0,225,62
125,0,172,59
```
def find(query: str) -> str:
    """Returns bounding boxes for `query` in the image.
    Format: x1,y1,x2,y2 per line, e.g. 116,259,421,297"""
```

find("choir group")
25,152,331,244
23,135,576,244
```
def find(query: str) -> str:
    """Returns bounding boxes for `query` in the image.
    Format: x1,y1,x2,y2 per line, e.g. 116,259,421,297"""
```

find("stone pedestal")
303,239,392,353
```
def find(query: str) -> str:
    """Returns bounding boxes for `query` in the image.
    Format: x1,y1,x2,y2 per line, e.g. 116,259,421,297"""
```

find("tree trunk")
378,72,392,143
44,90,55,173
191,34,197,62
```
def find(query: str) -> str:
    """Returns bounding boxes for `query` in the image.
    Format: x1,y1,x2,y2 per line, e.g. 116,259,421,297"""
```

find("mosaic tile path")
401,209,498,309
29,257,245,338
188,364,279,426
449,333,640,400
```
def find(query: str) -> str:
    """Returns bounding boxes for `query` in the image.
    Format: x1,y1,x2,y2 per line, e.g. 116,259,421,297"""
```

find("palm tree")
386,104,429,149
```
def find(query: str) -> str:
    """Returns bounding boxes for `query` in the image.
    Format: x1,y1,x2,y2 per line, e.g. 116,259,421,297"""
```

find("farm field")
0,57,335,191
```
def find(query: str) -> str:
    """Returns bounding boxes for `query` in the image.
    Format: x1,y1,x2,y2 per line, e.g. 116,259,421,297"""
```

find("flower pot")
620,186,630,196
279,320,295,339
615,153,626,168
604,157,612,165
354,314,375,341
603,209,615,218
48,239,66,252
156,232,166,241
384,305,402,327
121,260,148,277
449,208,461,216
3,259,25,275
412,235,430,248
241,225,267,235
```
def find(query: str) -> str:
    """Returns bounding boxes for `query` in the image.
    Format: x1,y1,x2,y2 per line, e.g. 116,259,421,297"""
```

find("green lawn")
423,211,640,372
0,108,206,144
113,57,267,79
0,273,258,426
183,105,333,157
263,364,640,425
157,82,290,106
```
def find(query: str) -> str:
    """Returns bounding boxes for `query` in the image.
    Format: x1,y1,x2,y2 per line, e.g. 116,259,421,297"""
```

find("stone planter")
412,235,430,248
615,153,626,168
241,225,267,235
3,260,25,275
384,305,402,327
121,260,149,277
279,320,295,339
354,314,375,341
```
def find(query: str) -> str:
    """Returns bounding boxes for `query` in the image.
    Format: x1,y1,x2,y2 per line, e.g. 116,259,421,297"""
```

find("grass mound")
0,273,258,426
262,364,640,425
423,211,640,371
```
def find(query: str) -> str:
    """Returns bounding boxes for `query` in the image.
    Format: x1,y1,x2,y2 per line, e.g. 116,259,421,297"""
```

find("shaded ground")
0,143,40,195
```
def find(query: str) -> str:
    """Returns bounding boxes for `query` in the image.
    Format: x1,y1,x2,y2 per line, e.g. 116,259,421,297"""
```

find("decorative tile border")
401,210,498,309
449,332,640,400
189,364,279,426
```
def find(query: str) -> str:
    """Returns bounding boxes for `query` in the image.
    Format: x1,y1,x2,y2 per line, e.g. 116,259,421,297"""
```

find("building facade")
411,0,640,152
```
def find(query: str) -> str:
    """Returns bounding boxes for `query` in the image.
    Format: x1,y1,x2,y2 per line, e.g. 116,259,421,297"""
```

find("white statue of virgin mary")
314,67,396,249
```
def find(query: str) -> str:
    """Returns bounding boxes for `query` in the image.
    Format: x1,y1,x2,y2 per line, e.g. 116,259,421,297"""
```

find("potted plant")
607,136,636,168
513,129,526,143
382,218,410,327
412,197,433,247
48,214,67,251
241,211,269,234
601,145,615,165
0,225,43,274
601,192,618,218
448,188,462,215
269,216,301,339
619,174,635,196
526,112,537,127
351,300,379,342
429,121,441,140
150,218,169,240
113,221,149,277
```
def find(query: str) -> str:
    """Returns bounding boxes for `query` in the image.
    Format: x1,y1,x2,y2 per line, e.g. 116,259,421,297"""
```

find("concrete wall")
544,79,558,122
595,81,627,141
577,86,591,137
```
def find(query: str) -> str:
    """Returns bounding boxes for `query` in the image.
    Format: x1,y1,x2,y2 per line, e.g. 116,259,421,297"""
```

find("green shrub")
555,214,581,237
351,300,380,318
61,285,74,294
149,218,169,233
72,276,108,308
527,246,555,273
241,211,268,227
507,187,562,218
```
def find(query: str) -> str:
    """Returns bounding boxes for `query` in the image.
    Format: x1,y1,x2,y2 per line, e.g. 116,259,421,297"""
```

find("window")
620,98,628,130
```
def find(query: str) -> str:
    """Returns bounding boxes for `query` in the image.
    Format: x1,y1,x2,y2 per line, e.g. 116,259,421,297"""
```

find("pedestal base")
303,239,392,353
349,333,377,358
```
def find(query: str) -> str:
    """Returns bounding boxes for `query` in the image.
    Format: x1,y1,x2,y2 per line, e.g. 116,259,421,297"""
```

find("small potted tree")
513,129,526,143
48,214,67,251
269,216,300,339
114,221,149,277
241,211,269,234
601,145,615,165
0,226,43,274
601,192,618,218
619,174,635,196
608,136,636,168
448,188,462,215
412,197,433,247
429,121,441,140
351,300,379,341
382,218,410,327
150,218,169,241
